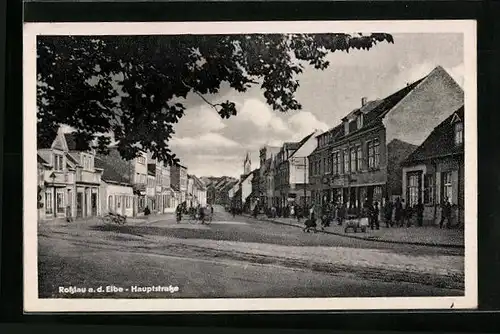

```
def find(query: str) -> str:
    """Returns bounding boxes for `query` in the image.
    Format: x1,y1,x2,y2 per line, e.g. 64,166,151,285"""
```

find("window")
323,158,328,174
357,114,363,129
54,154,64,171
56,191,65,213
424,174,435,204
407,173,419,206
45,191,53,214
443,172,452,203
117,196,121,208
137,156,146,165
368,140,380,169
309,161,314,175
108,195,113,211
455,122,464,146
350,148,357,172
344,121,349,135
357,146,362,171
343,150,350,173
333,151,340,174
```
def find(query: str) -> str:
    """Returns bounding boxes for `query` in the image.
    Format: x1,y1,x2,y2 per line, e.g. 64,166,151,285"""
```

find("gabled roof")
288,131,316,160
37,154,50,165
190,175,206,190
95,155,131,185
403,106,464,165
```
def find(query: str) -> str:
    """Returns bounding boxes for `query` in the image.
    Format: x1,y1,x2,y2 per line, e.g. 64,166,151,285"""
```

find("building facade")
308,66,464,212
273,132,316,207
37,128,105,221
402,106,465,226
96,148,148,216
65,133,104,219
258,146,281,208
171,164,188,204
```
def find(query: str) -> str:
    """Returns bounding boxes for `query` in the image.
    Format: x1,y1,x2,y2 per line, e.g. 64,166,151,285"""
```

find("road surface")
38,205,464,299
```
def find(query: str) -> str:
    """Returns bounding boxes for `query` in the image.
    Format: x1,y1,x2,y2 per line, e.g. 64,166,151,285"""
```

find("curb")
245,214,464,249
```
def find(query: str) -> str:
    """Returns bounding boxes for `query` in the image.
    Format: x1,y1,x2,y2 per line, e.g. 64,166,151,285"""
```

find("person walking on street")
372,201,380,230
440,197,452,229
210,204,214,222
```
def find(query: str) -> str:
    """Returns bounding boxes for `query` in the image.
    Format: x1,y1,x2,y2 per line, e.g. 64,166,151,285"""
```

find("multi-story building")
146,163,156,211
401,105,465,226
273,131,318,208
171,164,188,204
258,145,281,208
160,162,175,213
308,66,464,211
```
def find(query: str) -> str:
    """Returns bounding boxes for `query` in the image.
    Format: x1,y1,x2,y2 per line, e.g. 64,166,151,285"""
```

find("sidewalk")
251,215,465,248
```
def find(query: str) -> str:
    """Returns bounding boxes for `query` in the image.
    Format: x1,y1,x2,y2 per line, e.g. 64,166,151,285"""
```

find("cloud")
447,63,464,88
174,105,227,137
287,111,329,140
171,132,239,150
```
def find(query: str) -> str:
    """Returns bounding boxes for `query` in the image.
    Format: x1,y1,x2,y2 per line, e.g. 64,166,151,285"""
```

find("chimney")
361,97,367,107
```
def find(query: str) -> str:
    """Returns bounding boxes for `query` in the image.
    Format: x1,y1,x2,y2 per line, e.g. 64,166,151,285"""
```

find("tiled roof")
403,106,464,165
37,154,49,164
95,155,131,185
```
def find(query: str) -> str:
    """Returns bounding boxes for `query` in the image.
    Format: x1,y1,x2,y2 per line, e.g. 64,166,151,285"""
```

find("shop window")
407,173,419,206
56,191,65,213
45,191,53,214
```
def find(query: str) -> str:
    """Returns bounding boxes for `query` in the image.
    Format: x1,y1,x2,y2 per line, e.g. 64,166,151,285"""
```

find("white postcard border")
23,20,478,313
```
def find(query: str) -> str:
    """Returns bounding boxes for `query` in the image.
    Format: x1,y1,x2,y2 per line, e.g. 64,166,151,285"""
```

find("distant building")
402,105,465,226
308,66,463,212
259,145,281,208
171,164,188,204
273,131,319,208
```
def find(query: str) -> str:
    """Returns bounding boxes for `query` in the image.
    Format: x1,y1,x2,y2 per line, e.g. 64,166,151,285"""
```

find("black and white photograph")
23,21,477,312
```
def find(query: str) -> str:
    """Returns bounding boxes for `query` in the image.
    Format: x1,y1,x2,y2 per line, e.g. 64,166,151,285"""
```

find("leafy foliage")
37,33,394,165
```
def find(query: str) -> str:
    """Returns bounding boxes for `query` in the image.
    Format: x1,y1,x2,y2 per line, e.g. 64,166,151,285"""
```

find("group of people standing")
175,202,214,224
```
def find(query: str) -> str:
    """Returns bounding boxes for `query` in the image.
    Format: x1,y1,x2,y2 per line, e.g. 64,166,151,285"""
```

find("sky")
169,33,465,178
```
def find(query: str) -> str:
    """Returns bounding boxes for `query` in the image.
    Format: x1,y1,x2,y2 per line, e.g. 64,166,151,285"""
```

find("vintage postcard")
23,20,477,313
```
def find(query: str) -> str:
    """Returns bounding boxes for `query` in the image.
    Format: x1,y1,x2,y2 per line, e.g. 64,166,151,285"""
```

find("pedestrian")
175,204,182,223
372,201,380,230
144,206,151,216
416,200,424,227
440,197,452,229
337,202,346,226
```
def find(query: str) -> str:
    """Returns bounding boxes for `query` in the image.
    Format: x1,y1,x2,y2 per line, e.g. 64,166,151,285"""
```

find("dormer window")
454,122,463,146
344,121,350,135
357,114,364,129
54,154,64,171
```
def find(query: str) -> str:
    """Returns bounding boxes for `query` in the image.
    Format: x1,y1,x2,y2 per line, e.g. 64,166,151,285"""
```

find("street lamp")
50,171,56,218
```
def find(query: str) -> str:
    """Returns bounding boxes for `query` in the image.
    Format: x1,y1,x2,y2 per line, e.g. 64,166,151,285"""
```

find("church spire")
243,152,251,175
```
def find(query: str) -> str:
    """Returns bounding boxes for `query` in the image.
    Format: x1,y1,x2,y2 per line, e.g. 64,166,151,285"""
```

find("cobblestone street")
38,206,464,299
